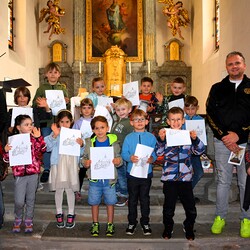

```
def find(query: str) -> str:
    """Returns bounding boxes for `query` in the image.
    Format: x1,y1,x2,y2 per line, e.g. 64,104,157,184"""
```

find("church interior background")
0,0,250,114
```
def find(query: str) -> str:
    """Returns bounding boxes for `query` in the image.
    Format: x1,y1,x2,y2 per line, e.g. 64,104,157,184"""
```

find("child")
3,115,46,233
183,96,204,191
121,109,157,236
156,77,186,123
82,116,122,237
86,77,108,108
7,86,52,134
111,98,133,206
33,62,69,183
45,110,83,229
139,77,160,114
155,107,205,240
72,98,94,201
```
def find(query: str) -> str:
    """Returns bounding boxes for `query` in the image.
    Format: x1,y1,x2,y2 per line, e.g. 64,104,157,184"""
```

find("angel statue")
39,0,65,40
158,0,190,40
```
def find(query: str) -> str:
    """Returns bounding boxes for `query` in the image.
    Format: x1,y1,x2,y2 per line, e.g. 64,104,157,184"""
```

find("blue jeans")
115,162,128,198
191,155,204,189
0,182,4,228
41,127,52,170
88,180,117,206
214,138,250,219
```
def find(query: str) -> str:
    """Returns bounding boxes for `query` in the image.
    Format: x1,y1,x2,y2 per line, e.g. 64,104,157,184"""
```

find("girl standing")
45,110,83,229
72,98,94,201
4,115,46,233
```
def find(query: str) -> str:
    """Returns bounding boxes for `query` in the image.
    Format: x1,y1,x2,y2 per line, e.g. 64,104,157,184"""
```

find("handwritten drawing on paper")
59,127,81,156
80,120,92,139
8,134,32,167
90,147,115,180
123,81,140,106
185,119,207,145
45,90,66,115
165,128,191,147
130,144,154,178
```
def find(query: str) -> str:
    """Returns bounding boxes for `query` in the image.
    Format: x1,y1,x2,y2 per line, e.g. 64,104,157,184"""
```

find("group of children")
1,62,209,241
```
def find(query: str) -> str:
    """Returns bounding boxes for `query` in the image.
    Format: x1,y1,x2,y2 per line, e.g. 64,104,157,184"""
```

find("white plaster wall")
0,0,40,103
191,0,250,113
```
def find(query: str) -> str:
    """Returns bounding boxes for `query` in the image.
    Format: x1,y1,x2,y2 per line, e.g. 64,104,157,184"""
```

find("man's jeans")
214,138,250,219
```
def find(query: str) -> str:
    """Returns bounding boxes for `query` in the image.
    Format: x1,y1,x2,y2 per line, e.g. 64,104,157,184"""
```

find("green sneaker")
240,218,250,238
211,216,225,234
90,222,100,237
106,222,115,236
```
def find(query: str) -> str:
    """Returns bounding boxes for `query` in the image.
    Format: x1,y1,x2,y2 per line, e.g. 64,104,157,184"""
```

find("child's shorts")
88,179,117,206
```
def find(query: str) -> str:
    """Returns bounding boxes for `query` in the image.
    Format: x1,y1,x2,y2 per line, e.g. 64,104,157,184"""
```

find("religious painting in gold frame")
86,0,143,62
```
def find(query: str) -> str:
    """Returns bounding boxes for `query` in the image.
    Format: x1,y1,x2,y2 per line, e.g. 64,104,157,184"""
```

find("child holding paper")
72,98,94,201
157,77,186,123
7,86,52,134
86,77,109,108
111,98,133,206
82,116,122,237
183,96,204,193
121,109,157,236
3,114,46,233
44,110,83,229
155,107,205,240
33,62,69,183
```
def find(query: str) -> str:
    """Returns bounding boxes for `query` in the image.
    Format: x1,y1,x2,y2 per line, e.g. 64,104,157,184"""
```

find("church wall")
0,0,40,101
191,0,250,114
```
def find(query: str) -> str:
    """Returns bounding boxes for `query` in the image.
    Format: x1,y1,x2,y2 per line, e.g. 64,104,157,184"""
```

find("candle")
79,61,82,74
129,62,131,74
99,61,101,74
147,61,151,74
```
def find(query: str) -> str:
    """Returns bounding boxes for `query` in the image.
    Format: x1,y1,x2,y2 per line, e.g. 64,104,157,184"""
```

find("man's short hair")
114,98,132,110
184,96,199,107
226,51,245,63
168,107,184,118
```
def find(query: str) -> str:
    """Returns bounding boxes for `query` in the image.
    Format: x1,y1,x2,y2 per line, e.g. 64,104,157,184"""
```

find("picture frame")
86,0,143,62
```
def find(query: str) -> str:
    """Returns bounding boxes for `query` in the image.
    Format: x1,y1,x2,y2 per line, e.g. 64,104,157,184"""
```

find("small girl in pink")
4,114,46,233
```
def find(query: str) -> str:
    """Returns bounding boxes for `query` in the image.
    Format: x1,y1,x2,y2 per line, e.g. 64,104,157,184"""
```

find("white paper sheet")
228,146,246,166
123,81,140,106
185,119,207,145
45,90,66,116
94,105,113,132
80,120,92,139
130,144,154,178
168,98,185,110
8,134,32,167
165,128,191,146
59,127,81,156
138,100,148,113
90,147,115,179
11,107,33,127
97,96,114,107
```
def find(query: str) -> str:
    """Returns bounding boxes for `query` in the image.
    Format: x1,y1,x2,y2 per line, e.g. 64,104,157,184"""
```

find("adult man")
206,51,250,238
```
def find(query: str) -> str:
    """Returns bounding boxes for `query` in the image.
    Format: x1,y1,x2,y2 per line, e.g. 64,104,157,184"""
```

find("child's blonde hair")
114,98,132,110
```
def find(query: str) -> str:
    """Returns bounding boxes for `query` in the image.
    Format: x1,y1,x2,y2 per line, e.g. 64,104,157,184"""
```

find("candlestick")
147,61,151,75
129,62,131,74
99,61,101,74
80,61,82,74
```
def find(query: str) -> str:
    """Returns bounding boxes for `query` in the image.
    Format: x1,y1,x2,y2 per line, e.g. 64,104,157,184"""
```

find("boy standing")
155,107,205,240
82,116,122,237
111,99,133,206
157,77,186,124
183,96,204,191
139,77,160,114
121,109,157,236
32,62,69,183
